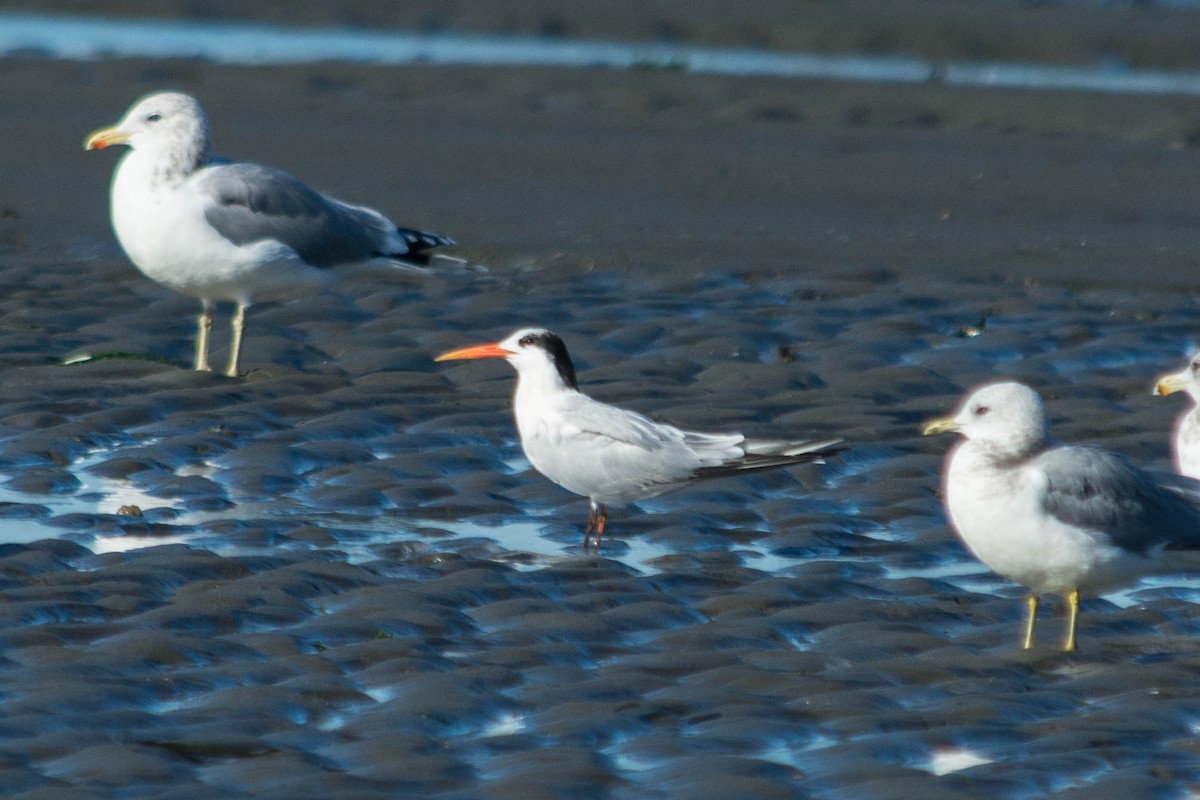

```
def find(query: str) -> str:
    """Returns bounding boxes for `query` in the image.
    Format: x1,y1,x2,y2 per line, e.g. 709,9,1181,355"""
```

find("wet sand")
2,6,1200,797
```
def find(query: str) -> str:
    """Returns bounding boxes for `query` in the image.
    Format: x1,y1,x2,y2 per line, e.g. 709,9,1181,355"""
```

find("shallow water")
7,10,1200,96
0,257,1197,796
2,264,1197,596
5,62,1200,793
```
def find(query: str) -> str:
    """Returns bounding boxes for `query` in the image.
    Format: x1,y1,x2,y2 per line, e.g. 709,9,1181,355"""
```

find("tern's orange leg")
583,504,596,549
583,501,608,551
594,504,607,549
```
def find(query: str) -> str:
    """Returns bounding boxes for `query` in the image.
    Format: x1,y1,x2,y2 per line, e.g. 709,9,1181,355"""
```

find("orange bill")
435,342,513,362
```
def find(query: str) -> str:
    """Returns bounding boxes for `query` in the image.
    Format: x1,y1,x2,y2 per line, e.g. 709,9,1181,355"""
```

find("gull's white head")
436,328,579,390
1155,353,1200,404
85,92,211,174
923,381,1050,459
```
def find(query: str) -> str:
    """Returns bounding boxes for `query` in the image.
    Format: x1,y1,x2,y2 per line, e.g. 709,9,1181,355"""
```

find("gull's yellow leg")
224,302,247,378
195,302,214,372
1021,593,1039,649
1062,589,1080,652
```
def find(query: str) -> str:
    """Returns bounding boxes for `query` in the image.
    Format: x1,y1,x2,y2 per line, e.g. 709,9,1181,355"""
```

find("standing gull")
923,381,1200,651
436,327,845,549
85,91,454,377
1154,354,1200,479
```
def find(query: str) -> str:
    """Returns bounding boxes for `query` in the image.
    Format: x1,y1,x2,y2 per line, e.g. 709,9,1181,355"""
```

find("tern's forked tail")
693,437,847,479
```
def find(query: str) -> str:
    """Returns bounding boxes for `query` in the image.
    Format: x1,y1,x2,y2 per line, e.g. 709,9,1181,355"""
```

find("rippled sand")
1,26,1200,799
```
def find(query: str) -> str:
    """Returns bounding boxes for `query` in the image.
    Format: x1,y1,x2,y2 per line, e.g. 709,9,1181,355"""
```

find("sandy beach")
1,2,1200,797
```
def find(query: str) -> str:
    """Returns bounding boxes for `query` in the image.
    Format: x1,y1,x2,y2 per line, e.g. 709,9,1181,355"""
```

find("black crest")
519,330,578,389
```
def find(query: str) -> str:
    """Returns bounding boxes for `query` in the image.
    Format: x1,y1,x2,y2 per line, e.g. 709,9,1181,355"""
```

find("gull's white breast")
110,153,332,304
943,443,1137,594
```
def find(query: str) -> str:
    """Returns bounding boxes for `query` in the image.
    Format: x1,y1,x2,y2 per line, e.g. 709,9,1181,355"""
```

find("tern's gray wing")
561,401,842,475
546,400,721,493
1039,445,1200,554
559,400,695,453
195,161,389,266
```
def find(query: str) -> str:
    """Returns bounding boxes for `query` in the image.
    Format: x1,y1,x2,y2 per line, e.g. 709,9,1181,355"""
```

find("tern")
85,91,454,377
923,381,1200,651
436,327,846,549
1154,354,1200,480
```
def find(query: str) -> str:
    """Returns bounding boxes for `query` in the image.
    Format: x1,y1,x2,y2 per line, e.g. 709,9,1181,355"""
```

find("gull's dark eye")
1191,361,1200,375
974,405,990,416
146,113,162,123
518,334,538,347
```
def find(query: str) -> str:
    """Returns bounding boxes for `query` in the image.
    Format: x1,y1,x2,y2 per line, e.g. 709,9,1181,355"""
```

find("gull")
923,380,1200,651
1154,354,1200,479
436,327,845,549
85,91,454,377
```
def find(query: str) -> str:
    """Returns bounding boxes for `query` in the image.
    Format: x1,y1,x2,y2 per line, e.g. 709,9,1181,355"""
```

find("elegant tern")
437,327,845,549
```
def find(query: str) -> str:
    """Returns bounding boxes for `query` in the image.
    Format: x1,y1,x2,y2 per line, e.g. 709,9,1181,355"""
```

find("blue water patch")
0,11,929,79
5,11,1200,96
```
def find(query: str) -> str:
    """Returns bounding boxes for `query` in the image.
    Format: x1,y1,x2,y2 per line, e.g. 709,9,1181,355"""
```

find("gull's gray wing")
1039,445,1200,554
1150,469,1200,521
194,161,390,266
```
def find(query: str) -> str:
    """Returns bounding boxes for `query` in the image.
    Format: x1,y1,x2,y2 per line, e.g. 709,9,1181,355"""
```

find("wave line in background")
4,11,1200,96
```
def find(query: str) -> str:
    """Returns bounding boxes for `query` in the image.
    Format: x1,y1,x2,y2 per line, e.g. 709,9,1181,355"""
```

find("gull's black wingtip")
398,227,456,252
381,227,456,266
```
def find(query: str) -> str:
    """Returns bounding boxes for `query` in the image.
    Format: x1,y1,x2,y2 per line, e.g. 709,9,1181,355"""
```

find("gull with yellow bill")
924,380,1200,651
